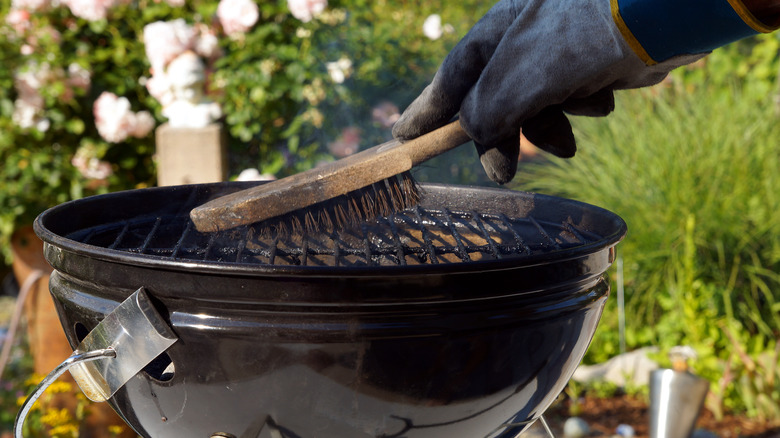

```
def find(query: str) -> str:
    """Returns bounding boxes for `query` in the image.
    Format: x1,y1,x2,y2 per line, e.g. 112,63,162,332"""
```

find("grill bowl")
35,182,625,438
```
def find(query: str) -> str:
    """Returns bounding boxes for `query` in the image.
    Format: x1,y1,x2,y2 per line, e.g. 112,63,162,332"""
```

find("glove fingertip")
475,139,519,185
522,108,577,158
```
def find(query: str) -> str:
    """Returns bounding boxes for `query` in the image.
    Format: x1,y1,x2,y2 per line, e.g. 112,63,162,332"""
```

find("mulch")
541,395,780,437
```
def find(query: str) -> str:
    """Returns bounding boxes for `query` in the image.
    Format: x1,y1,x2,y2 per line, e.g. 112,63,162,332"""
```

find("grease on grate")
241,211,534,267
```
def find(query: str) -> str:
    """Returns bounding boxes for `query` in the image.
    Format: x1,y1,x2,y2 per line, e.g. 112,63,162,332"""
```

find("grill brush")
189,120,471,233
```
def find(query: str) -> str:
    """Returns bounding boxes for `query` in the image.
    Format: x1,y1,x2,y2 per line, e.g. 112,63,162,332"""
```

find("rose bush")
0,0,491,263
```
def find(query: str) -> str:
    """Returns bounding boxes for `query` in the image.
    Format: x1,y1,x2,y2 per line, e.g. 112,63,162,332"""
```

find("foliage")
0,0,493,264
4,372,128,437
514,34,780,419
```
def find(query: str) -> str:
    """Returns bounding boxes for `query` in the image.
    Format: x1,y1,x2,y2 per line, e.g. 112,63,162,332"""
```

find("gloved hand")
392,0,705,184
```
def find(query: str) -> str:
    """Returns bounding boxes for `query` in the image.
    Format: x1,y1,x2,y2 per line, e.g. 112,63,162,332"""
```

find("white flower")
12,99,41,129
145,72,175,107
35,117,50,132
287,0,327,23
194,24,221,59
143,19,196,73
326,57,352,84
93,92,155,143
236,168,276,181
61,0,118,21
422,14,443,40
217,0,259,36
11,0,48,11
167,51,205,91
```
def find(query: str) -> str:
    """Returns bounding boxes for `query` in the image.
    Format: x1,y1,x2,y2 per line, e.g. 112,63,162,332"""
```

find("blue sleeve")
611,0,778,65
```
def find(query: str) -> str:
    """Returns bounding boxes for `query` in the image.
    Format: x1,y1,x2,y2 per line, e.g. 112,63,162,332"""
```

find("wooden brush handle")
382,120,471,166
190,120,471,232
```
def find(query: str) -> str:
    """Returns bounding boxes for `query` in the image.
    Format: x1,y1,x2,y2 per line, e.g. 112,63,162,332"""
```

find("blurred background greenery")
0,0,779,434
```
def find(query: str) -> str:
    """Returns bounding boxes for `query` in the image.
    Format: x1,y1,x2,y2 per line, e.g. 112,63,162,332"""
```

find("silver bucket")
649,368,709,438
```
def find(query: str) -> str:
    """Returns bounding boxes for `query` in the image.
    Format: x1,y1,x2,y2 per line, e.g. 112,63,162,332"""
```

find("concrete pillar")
155,123,228,186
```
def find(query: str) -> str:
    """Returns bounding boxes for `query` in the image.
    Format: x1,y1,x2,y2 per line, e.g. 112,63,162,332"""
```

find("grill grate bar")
386,215,407,266
140,217,162,254
563,222,587,244
269,235,280,265
360,224,374,266
300,236,309,266
414,206,439,265
499,214,532,255
332,232,343,267
471,211,501,259
442,208,470,263
234,227,250,263
171,220,193,259
108,222,131,250
528,216,560,250
203,232,218,261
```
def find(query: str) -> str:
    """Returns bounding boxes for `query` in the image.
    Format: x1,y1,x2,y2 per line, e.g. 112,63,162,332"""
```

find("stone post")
155,123,228,186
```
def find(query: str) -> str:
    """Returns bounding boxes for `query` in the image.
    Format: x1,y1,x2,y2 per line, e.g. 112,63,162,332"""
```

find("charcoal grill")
31,182,626,438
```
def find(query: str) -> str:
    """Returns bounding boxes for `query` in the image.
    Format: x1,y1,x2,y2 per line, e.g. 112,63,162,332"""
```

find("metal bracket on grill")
14,288,178,437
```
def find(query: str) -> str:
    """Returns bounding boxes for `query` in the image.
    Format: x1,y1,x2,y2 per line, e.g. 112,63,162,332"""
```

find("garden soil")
540,394,780,437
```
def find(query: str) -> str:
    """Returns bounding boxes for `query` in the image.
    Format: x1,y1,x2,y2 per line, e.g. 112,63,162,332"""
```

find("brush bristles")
252,171,421,237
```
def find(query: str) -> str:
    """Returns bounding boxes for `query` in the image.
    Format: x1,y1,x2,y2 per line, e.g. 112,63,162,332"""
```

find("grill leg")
538,416,556,438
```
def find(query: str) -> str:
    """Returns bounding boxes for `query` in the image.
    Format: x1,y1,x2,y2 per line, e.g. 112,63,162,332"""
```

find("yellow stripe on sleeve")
610,0,657,65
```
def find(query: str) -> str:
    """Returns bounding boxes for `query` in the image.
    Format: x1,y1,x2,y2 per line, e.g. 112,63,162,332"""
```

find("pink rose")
143,19,195,73
66,63,91,92
287,0,326,23
93,92,155,143
217,0,259,36
129,111,155,138
11,63,55,131
371,101,400,128
328,127,360,158
72,156,113,180
5,9,31,34
61,0,118,21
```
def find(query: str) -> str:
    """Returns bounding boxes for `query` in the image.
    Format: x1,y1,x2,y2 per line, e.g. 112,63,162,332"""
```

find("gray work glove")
392,0,704,184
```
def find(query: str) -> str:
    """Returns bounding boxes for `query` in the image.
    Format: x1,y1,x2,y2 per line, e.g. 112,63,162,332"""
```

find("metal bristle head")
252,171,421,238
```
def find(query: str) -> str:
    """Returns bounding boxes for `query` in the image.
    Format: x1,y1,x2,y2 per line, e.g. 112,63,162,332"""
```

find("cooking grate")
65,205,598,267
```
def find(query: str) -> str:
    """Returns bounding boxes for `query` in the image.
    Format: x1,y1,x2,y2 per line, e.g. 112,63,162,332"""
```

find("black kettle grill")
29,182,626,438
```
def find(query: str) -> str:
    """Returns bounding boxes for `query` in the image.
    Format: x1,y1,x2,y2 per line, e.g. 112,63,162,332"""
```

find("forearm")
743,0,780,25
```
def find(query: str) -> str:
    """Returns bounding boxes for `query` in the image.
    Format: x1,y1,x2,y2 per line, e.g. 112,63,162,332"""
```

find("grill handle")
15,349,116,438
